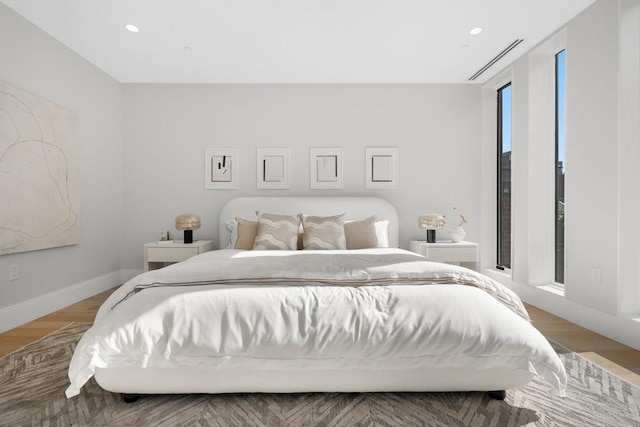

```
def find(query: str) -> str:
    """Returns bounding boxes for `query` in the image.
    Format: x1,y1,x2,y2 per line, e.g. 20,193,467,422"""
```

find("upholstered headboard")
219,197,399,249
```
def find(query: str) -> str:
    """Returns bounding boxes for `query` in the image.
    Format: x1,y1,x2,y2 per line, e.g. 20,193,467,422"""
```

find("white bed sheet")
66,248,566,398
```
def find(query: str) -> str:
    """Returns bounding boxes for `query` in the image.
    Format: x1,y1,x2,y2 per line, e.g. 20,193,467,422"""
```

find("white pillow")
225,219,238,249
375,220,390,248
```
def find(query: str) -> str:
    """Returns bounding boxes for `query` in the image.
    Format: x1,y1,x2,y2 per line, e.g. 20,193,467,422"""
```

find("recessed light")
124,24,140,33
469,27,483,35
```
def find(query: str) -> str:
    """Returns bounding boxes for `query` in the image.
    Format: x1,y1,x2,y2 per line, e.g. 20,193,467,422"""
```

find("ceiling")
2,0,595,84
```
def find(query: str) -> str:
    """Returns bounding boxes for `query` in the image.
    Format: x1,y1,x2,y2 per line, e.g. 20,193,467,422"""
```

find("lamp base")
426,230,436,243
183,230,193,244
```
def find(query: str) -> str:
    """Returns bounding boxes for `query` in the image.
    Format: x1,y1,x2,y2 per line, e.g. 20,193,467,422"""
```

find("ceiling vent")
468,39,524,81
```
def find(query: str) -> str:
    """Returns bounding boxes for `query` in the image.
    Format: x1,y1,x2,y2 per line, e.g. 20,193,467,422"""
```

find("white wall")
617,0,640,320
121,84,481,269
481,0,640,349
564,0,620,314
0,4,123,329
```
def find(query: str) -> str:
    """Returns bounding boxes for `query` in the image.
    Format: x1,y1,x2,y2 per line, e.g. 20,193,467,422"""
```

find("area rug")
1,323,638,426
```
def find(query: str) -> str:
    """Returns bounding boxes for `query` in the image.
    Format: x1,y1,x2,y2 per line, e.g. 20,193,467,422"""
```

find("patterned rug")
1,323,638,426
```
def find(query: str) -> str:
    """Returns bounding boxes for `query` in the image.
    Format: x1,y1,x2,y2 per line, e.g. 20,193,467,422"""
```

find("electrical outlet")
591,267,601,284
9,264,19,281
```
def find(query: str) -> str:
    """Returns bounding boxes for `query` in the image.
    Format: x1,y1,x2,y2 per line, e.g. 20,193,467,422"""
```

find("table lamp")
419,214,444,243
175,214,201,244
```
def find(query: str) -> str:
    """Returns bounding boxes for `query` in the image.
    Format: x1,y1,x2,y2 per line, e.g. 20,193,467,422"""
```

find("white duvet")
66,248,567,398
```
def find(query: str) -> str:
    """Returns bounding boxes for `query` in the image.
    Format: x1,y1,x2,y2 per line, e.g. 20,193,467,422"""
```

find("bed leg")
487,390,506,400
122,393,141,403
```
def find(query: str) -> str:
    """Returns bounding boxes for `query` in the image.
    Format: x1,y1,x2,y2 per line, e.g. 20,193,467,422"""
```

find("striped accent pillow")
300,214,346,250
253,212,301,250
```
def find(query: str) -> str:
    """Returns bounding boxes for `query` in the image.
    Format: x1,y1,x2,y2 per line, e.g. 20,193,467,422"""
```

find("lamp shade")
175,214,201,244
418,214,444,230
175,214,201,231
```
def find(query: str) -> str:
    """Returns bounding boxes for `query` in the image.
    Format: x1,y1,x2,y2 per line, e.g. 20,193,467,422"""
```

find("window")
555,50,566,283
497,83,512,270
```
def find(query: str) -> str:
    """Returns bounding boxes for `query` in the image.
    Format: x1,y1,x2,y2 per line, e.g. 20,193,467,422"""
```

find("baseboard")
0,271,121,333
484,269,640,350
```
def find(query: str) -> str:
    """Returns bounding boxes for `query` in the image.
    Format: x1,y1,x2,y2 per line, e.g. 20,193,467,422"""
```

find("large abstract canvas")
0,81,80,255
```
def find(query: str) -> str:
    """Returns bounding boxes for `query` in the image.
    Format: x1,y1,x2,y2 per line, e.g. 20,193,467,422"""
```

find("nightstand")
144,240,214,271
409,240,479,271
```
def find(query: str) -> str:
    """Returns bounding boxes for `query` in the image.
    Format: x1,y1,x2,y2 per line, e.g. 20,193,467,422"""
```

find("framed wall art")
257,148,290,189
310,148,343,189
0,81,80,254
205,148,238,189
365,147,399,189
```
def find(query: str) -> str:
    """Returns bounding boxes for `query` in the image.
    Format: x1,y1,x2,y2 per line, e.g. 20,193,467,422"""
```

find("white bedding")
66,248,567,398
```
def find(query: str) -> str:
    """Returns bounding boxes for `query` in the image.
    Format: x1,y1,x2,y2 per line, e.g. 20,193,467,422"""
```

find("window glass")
555,50,566,283
497,83,512,269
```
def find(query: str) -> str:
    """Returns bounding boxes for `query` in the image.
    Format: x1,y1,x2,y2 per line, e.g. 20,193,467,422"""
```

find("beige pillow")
234,218,258,250
344,215,378,249
300,214,346,250
253,212,301,250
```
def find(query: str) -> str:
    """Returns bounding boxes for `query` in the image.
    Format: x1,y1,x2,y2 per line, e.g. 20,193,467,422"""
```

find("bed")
66,197,567,401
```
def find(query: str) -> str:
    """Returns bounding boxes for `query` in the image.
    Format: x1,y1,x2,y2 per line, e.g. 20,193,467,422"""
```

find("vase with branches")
444,207,467,243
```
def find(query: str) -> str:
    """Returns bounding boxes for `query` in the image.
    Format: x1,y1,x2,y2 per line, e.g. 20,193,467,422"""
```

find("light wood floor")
1,287,638,386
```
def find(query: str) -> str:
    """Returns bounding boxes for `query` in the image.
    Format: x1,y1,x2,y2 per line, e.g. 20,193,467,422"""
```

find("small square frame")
205,148,238,189
257,148,290,189
365,147,399,189
310,148,343,189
